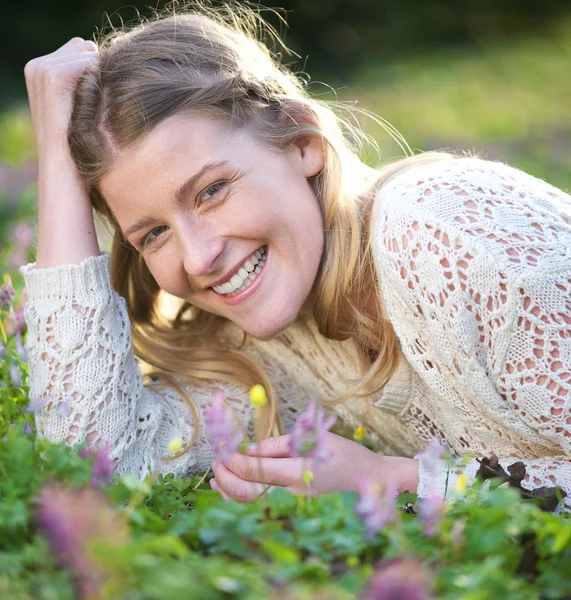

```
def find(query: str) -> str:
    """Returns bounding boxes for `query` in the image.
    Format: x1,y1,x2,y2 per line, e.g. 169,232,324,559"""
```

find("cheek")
144,251,187,297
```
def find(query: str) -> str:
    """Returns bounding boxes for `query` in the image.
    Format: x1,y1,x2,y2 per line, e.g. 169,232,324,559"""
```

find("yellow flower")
455,474,468,492
303,469,314,484
249,384,267,407
353,426,365,441
168,438,183,454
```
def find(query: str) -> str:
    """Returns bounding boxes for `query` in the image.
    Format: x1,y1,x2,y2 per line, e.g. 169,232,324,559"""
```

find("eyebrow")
123,160,231,240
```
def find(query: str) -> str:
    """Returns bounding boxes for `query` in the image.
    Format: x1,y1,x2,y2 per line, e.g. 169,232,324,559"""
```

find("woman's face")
100,113,325,338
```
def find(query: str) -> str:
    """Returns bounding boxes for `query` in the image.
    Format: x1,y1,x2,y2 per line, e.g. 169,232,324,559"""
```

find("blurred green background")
1,0,571,263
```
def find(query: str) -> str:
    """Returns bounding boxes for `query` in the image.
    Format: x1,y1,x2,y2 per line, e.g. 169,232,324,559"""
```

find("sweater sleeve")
374,157,571,509
20,252,255,479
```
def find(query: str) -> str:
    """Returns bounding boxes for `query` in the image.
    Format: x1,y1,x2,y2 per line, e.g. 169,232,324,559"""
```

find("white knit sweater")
21,157,571,508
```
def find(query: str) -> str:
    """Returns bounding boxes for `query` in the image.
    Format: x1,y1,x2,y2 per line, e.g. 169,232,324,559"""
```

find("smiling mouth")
211,246,267,297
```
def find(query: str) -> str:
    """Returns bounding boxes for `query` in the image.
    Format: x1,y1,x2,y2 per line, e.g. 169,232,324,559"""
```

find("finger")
25,51,99,89
54,38,98,56
209,478,230,501
245,434,292,458
214,461,277,503
223,453,304,488
40,51,99,68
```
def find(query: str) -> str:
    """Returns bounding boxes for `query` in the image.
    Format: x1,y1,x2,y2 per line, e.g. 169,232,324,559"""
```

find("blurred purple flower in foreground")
415,437,445,471
415,437,447,537
80,440,115,487
36,483,128,599
419,487,445,537
205,389,245,464
354,478,397,540
55,400,72,419
359,558,433,600
25,393,50,413
288,398,337,463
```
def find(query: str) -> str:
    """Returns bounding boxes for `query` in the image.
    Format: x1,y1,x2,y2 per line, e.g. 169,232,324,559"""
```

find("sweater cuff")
20,252,115,305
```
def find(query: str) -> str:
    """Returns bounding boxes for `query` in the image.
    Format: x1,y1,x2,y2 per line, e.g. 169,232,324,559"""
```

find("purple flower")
354,478,397,540
15,330,27,363
25,394,50,413
36,483,128,599
205,390,245,464
8,291,27,335
0,338,5,360
359,558,433,600
419,487,445,537
0,277,15,307
55,401,71,418
24,422,33,435
414,438,446,536
288,398,337,463
80,440,115,487
91,442,115,487
414,437,445,472
9,364,21,387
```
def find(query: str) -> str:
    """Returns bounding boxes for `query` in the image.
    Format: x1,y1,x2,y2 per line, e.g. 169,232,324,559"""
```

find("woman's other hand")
24,37,98,161
24,38,101,268
210,432,419,502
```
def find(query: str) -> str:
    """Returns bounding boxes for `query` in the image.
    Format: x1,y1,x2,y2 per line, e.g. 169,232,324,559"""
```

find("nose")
178,223,224,283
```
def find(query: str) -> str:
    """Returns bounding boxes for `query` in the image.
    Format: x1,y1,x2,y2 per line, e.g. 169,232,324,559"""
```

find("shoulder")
373,155,570,222
370,155,571,278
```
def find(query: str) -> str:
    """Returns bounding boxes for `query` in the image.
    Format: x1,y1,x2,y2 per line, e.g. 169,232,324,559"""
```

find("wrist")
385,455,419,494
364,451,419,495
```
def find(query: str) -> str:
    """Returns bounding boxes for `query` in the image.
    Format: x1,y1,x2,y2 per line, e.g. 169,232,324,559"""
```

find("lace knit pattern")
374,157,571,508
21,157,571,508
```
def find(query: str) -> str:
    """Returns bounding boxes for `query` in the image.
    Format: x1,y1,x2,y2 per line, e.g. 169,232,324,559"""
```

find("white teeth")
212,247,267,296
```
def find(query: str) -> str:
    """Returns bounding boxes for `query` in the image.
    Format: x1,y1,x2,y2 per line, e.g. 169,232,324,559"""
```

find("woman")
22,4,571,507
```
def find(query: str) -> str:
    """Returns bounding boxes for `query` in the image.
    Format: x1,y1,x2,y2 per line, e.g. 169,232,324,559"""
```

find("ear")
292,135,325,179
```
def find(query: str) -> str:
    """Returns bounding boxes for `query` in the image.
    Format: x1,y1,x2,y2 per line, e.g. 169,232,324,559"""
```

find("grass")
332,16,571,190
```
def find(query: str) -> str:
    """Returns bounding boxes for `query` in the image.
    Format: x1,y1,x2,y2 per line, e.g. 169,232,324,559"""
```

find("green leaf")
268,487,298,518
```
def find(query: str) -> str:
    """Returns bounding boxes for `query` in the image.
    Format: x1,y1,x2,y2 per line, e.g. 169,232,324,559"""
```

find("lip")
215,247,268,305
209,246,266,288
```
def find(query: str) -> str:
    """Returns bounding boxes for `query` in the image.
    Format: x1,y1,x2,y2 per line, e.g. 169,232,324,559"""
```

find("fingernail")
247,443,258,451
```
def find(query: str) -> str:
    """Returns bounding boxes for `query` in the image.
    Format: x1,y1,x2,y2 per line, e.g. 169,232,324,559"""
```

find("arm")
22,252,255,479
22,39,256,479
375,157,571,508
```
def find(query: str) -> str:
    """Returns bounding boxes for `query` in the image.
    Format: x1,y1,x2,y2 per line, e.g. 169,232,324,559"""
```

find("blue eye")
199,181,227,203
141,225,167,248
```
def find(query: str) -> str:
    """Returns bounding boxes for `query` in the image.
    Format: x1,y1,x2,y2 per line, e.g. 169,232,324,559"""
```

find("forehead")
99,113,240,204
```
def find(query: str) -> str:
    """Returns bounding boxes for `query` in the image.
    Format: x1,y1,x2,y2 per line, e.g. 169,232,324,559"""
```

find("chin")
241,308,299,340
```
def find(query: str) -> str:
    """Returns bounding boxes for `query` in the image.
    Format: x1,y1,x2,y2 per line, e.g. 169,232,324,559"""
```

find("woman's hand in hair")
210,433,419,502
24,37,98,162
24,38,102,268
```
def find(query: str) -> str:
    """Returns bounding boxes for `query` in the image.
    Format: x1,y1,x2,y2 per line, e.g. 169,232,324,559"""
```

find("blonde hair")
68,1,451,458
